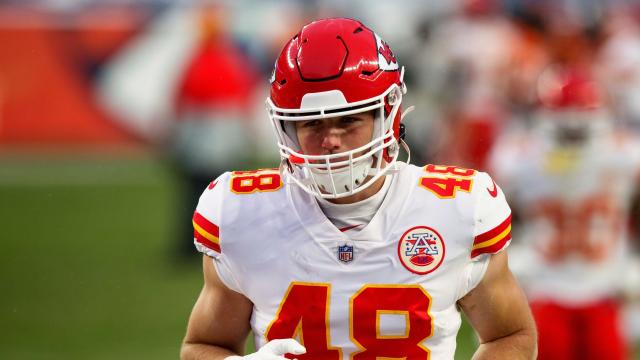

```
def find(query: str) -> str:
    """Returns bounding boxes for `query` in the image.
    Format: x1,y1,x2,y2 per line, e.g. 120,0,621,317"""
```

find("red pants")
531,299,628,360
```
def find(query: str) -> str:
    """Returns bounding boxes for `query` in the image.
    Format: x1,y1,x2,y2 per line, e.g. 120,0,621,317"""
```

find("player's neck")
326,176,386,205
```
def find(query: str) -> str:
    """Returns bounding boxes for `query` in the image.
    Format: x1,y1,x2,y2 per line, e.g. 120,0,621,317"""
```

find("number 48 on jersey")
266,282,434,359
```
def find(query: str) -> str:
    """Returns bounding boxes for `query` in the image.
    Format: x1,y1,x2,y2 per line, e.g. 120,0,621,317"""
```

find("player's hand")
225,338,306,360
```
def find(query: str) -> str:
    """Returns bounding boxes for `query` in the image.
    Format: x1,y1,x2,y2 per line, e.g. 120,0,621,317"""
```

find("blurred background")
1,0,639,359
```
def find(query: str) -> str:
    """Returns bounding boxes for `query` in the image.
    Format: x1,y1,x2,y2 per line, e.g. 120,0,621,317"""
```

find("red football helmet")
535,64,611,146
267,18,409,199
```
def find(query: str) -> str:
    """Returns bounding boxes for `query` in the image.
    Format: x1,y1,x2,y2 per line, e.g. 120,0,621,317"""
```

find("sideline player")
490,65,640,359
181,18,537,360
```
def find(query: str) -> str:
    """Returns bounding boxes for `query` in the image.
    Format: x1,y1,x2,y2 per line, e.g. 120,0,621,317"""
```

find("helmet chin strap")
401,105,415,121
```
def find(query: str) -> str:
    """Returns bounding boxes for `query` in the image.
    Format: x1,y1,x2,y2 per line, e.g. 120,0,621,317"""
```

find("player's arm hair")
181,255,253,360
457,251,537,360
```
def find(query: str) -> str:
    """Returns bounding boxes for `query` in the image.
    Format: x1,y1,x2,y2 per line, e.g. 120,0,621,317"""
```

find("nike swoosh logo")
487,179,498,198
339,224,361,232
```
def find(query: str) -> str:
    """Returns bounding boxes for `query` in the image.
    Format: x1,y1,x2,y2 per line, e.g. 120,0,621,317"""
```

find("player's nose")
320,127,342,151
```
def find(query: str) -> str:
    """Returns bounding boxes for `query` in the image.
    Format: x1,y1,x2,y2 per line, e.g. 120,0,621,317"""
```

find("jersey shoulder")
404,163,495,201
407,163,512,259
469,170,512,259
192,168,286,257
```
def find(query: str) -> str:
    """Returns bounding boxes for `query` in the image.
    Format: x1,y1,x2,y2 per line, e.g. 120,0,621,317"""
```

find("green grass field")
5,153,633,359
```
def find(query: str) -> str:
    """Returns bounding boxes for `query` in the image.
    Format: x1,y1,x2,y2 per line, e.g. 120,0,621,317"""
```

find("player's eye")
341,116,360,125
301,120,321,128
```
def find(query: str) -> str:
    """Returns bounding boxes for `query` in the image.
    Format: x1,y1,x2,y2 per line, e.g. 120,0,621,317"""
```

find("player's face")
294,111,375,161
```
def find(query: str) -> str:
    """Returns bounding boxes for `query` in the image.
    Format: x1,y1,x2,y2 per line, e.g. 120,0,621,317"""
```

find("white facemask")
268,82,406,199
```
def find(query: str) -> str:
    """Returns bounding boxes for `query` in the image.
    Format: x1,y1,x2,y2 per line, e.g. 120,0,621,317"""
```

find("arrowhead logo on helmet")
375,34,398,70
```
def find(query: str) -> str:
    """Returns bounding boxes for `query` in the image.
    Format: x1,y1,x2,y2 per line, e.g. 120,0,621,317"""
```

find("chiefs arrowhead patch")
397,226,445,275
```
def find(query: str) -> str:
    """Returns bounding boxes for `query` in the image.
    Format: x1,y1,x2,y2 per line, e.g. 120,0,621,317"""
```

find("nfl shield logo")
338,244,354,263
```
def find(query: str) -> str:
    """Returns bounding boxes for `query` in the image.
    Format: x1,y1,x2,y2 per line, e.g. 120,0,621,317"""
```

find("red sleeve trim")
194,229,221,253
192,211,221,253
471,214,512,258
471,232,511,258
193,211,219,237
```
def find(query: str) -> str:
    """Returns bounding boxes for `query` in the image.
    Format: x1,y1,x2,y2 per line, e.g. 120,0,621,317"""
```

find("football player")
181,18,537,360
490,64,640,359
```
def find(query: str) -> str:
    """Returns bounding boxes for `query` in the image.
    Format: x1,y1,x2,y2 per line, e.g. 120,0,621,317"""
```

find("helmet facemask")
535,108,612,148
267,83,404,199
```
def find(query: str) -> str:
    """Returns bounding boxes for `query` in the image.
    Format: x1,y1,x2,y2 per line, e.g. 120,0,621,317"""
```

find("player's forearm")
180,342,238,360
472,327,537,360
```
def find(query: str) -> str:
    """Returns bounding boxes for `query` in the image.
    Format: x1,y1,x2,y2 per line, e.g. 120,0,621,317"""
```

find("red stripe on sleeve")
471,232,511,258
473,214,512,245
193,211,219,238
194,229,221,253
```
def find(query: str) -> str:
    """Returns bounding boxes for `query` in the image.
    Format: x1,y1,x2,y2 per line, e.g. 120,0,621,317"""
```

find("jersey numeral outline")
419,164,475,199
265,283,341,359
230,169,283,194
265,283,433,359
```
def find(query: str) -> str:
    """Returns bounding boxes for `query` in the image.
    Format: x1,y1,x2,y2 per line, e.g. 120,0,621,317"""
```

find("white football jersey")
491,127,640,305
193,162,511,359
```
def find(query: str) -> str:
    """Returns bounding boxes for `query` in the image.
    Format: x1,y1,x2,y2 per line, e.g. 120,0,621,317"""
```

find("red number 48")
265,283,433,359
420,164,475,199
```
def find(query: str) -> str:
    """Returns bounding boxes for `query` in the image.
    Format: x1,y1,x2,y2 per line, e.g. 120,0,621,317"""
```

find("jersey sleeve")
470,171,512,260
192,172,243,293
457,254,492,299
192,173,228,258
